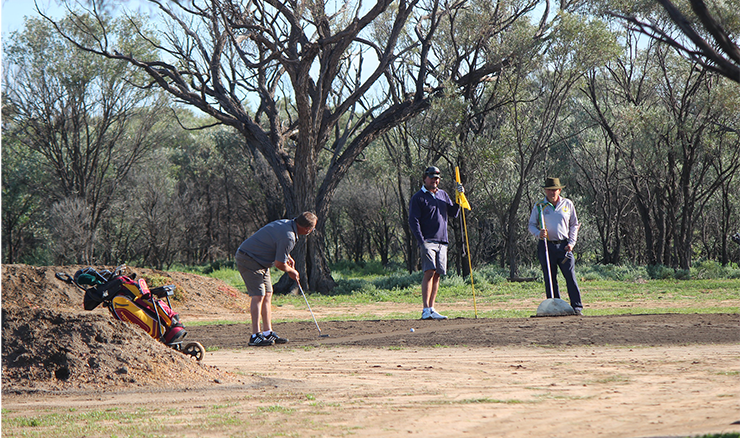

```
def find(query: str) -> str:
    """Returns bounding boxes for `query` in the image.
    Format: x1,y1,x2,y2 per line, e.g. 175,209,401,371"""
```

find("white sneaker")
430,308,448,320
421,308,432,320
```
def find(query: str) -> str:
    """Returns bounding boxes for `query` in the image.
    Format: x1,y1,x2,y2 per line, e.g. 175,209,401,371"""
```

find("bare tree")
611,0,740,84
3,15,172,264
582,35,740,269
42,0,553,291
498,13,619,278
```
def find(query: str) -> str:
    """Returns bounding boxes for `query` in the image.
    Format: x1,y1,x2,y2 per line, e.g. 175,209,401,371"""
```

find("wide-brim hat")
543,177,565,189
424,166,441,178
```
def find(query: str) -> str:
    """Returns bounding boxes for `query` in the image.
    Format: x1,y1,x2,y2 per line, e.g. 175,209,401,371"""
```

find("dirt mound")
1,264,249,394
1,263,251,316
1,307,242,394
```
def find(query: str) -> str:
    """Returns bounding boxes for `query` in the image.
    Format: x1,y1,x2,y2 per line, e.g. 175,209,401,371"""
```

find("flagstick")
456,167,477,319
461,205,478,318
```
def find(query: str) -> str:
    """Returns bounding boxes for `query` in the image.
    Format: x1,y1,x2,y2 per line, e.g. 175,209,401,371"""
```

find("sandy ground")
3,264,739,437
206,344,740,438
4,344,739,438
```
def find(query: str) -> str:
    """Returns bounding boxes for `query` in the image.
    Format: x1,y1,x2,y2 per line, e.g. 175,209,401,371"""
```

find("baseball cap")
424,166,441,178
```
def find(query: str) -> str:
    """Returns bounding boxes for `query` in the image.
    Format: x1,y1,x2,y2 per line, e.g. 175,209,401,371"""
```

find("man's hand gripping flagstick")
455,167,477,318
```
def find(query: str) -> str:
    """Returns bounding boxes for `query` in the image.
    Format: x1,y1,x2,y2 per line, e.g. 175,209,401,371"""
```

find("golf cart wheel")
182,341,205,361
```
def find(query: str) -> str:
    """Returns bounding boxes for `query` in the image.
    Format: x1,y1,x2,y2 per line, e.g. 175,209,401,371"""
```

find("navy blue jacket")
409,188,460,246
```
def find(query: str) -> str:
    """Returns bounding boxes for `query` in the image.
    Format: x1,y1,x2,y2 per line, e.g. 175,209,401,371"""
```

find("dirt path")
4,343,739,438
4,314,740,438
205,344,740,438
3,264,739,437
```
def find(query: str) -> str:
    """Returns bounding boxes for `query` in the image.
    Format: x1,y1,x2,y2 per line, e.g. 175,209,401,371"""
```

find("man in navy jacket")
409,166,463,320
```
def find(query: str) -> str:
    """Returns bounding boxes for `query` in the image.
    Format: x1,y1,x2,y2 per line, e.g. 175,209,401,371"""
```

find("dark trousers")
537,240,582,309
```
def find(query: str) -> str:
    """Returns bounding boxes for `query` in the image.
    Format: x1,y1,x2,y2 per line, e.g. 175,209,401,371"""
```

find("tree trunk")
506,182,526,280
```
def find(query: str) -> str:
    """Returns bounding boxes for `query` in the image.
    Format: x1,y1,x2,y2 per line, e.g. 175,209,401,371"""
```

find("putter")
297,281,329,337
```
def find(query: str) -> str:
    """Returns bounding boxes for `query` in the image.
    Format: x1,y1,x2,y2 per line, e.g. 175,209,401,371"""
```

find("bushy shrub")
647,264,675,279
439,274,468,288
674,269,692,280
330,260,390,276
690,260,740,279
143,274,186,301
578,264,649,281
330,278,369,295
475,266,511,285
175,260,235,275
372,271,423,290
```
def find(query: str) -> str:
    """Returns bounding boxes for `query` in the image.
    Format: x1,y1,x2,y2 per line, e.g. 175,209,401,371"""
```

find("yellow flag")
455,167,471,210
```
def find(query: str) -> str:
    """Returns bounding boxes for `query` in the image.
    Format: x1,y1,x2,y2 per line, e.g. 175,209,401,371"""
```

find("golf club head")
319,334,329,337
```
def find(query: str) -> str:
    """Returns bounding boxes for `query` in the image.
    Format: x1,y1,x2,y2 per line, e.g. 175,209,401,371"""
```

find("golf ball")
410,328,415,332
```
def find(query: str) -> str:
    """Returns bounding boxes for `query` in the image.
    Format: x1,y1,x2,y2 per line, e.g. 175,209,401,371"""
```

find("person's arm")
446,191,461,218
275,233,299,280
528,204,545,238
274,260,299,282
408,195,425,246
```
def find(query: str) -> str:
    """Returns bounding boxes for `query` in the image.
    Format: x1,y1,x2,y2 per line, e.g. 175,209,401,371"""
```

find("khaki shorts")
236,252,272,297
420,241,448,276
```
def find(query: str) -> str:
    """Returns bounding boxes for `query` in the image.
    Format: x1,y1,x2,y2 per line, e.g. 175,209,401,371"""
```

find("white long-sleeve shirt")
528,197,580,247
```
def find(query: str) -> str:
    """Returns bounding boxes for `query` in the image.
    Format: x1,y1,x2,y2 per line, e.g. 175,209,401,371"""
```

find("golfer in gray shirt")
236,212,317,346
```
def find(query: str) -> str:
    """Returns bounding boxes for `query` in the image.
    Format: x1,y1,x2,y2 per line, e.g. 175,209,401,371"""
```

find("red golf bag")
58,265,187,346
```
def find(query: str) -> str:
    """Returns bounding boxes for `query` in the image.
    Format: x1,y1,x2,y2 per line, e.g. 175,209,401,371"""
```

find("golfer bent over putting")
409,166,464,320
236,212,317,346
527,177,583,315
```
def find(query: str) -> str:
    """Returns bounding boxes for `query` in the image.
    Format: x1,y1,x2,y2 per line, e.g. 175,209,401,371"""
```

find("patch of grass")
186,262,739,323
693,434,740,438
459,397,524,404
590,374,631,384
2,409,169,438
200,266,248,292
429,398,525,405
257,404,295,414
309,401,341,408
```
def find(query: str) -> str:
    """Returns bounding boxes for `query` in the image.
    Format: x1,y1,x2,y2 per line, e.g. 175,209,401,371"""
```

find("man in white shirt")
528,177,583,315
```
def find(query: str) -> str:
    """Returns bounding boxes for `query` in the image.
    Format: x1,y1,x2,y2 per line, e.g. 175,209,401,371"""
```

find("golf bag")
59,265,187,346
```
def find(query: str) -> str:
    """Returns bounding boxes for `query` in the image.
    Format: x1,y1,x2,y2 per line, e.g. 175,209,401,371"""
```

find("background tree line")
2,0,739,288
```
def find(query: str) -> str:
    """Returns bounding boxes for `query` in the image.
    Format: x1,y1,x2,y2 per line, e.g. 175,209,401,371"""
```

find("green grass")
174,261,739,322
694,434,740,438
2,408,168,438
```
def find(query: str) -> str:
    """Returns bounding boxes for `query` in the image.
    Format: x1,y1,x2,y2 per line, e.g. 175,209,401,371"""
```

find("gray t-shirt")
238,219,298,268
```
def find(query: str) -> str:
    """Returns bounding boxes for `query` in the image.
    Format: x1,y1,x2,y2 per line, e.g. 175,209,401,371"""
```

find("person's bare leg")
428,272,441,308
261,292,273,332
422,270,436,308
250,295,264,335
